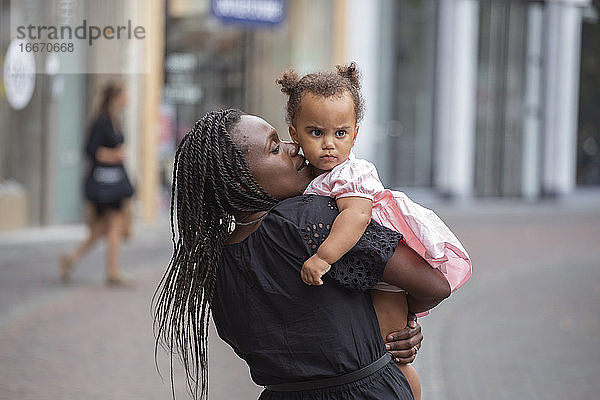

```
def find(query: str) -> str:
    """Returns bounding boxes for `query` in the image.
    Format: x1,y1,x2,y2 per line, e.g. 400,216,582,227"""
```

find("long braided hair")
153,109,278,399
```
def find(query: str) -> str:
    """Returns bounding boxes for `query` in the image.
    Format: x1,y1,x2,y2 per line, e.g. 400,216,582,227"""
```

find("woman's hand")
384,313,423,363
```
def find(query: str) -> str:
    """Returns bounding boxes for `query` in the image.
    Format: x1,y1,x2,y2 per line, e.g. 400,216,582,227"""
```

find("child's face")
289,91,358,174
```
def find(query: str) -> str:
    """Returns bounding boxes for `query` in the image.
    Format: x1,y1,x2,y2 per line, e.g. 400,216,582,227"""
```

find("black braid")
152,109,278,399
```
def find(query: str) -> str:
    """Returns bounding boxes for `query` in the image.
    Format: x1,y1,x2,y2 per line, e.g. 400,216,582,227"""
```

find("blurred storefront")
161,0,598,206
0,0,163,229
1,0,598,230
163,0,338,128
344,0,597,200
157,0,338,208
0,0,87,228
578,0,600,186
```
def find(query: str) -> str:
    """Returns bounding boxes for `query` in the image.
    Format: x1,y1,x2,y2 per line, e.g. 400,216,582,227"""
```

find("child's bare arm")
301,197,372,285
318,196,372,263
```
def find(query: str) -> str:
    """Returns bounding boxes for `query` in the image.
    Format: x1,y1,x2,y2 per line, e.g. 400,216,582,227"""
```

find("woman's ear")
289,125,299,144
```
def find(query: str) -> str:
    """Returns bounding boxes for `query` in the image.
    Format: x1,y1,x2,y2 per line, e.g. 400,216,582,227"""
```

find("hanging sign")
211,0,285,26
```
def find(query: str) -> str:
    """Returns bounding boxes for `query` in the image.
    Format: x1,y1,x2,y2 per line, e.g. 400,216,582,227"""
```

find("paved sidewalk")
414,198,600,400
0,220,261,400
1,196,599,399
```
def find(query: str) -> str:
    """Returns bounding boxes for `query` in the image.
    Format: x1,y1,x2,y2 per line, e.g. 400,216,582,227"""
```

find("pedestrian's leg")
59,209,106,282
105,208,128,285
69,217,106,263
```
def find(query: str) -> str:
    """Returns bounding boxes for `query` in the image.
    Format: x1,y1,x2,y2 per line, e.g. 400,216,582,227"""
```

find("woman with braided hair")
153,109,450,399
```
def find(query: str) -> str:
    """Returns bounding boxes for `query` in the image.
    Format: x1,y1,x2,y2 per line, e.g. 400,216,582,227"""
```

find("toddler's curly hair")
276,61,364,125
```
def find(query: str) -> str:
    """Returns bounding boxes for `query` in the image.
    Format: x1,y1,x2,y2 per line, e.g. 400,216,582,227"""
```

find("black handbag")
85,164,134,204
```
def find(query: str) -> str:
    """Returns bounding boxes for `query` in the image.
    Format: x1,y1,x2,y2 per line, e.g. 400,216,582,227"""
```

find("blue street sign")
211,0,285,26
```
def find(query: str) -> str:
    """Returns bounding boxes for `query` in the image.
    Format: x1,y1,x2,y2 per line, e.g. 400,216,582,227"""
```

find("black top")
212,195,413,399
85,115,125,165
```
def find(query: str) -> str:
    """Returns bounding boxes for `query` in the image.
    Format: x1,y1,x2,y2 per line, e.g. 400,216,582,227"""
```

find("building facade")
0,0,163,229
1,0,598,229
172,0,597,202
341,0,595,200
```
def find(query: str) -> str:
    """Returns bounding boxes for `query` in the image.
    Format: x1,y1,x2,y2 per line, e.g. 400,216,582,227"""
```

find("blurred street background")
1,0,600,399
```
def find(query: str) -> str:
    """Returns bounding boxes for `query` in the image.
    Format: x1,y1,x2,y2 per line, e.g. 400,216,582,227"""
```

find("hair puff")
277,62,364,124
336,62,361,90
276,69,300,95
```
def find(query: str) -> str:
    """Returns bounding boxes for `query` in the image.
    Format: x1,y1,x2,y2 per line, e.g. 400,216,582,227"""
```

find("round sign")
3,39,36,110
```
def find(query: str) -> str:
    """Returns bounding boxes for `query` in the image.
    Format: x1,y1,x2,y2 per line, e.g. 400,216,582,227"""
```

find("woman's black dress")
212,195,414,399
83,115,134,213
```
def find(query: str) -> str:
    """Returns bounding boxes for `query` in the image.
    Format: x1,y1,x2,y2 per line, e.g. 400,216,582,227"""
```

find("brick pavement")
413,199,600,400
0,221,261,400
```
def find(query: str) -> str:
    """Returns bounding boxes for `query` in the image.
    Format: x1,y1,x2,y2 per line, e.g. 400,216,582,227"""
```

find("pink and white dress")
304,152,472,295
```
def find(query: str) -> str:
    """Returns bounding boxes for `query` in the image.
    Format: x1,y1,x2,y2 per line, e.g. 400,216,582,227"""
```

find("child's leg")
398,364,421,400
370,290,421,400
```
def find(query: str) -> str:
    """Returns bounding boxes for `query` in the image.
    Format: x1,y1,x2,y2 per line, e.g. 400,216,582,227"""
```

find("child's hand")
301,254,331,285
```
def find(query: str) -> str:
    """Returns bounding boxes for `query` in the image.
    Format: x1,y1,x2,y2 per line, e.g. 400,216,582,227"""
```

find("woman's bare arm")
381,240,450,314
95,145,124,164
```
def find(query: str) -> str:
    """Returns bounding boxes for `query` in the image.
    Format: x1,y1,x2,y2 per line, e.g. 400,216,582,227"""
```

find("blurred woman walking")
59,81,134,286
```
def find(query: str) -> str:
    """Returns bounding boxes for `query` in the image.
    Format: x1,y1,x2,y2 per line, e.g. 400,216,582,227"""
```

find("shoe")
106,273,133,287
59,254,73,283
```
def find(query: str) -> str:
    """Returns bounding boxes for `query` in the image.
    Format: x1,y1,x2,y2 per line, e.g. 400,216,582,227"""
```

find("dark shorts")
91,200,123,216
